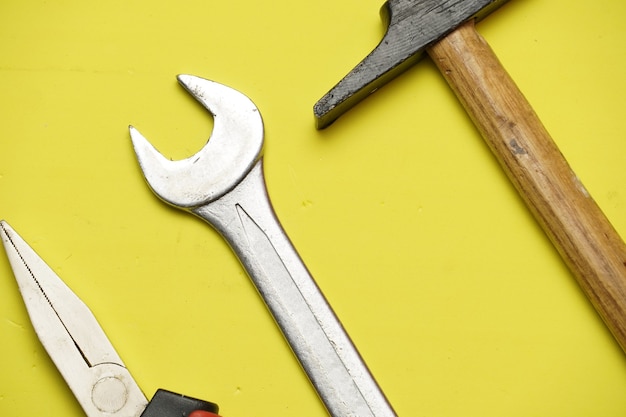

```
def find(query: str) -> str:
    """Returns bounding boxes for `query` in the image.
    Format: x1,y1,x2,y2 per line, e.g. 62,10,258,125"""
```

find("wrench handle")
193,160,396,417
427,19,626,351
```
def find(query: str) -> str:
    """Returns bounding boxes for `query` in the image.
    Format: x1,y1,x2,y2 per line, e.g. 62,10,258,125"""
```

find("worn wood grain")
428,19,626,352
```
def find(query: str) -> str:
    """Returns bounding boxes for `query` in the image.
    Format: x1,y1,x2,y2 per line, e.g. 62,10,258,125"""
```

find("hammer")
314,0,626,353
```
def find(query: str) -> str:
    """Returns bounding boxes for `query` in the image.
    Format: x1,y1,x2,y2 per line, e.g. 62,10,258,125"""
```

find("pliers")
1,220,220,417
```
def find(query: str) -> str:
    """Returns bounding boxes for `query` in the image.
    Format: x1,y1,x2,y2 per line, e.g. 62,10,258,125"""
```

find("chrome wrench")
130,75,396,417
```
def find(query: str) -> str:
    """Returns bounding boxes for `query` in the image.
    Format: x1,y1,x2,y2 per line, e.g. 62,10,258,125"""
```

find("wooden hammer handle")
427,20,626,351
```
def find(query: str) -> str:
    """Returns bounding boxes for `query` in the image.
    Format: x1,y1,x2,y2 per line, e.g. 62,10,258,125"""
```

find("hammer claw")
314,0,508,129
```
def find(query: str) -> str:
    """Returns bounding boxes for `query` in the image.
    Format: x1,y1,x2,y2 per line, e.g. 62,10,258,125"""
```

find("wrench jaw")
130,75,264,209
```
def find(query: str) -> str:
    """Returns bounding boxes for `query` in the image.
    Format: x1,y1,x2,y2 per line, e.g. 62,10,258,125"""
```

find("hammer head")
314,0,508,129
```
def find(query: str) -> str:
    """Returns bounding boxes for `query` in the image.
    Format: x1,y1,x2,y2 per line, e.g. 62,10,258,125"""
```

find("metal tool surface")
130,75,396,417
1,220,220,417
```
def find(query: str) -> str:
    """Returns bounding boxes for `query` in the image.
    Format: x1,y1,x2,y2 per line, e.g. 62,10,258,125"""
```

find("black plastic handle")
140,389,219,417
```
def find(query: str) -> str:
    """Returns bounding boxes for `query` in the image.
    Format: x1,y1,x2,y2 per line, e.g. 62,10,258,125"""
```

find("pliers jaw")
0,221,147,417
2,220,222,416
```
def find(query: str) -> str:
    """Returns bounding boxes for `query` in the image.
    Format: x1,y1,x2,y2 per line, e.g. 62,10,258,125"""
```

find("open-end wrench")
129,75,396,417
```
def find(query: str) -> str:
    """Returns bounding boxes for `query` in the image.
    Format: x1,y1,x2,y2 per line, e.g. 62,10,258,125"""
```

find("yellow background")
1,0,626,415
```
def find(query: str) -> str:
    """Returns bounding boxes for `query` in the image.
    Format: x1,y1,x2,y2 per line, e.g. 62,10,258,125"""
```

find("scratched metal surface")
1,1,625,416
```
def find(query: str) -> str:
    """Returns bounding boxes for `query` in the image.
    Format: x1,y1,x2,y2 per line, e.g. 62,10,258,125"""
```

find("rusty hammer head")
313,0,508,129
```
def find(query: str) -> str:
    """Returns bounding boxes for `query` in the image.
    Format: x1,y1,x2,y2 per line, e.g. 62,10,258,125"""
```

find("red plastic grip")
189,411,220,417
